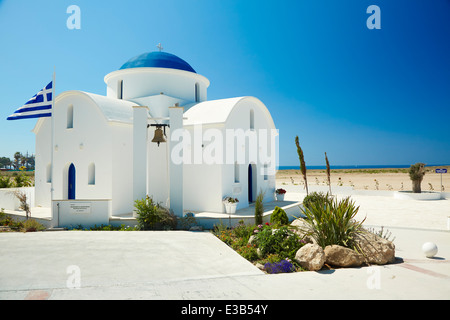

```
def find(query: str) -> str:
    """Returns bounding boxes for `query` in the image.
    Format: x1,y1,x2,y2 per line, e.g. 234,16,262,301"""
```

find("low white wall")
0,187,35,211
52,199,111,228
394,191,444,200
279,184,450,200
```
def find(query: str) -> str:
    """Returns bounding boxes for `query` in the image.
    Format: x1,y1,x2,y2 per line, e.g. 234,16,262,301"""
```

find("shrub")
254,225,303,261
302,191,331,210
178,213,197,230
134,196,177,230
21,219,45,232
0,176,13,188
301,196,365,250
0,212,22,230
264,253,283,264
270,206,288,226
9,189,31,219
78,224,137,231
215,229,234,246
236,244,259,261
254,189,265,225
232,221,255,241
13,173,33,187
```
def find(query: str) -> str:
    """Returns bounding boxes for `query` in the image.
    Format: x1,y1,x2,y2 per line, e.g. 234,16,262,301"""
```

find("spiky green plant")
0,175,13,188
295,136,308,195
254,189,265,225
325,152,331,195
300,196,366,250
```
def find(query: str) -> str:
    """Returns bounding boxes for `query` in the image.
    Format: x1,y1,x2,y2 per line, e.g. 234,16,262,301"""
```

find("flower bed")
212,194,396,273
212,221,308,273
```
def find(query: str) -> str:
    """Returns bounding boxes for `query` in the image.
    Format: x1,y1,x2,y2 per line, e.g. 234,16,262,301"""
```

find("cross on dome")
156,43,163,52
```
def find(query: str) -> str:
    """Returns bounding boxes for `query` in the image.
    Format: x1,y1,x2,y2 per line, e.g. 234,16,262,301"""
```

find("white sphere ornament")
422,242,438,258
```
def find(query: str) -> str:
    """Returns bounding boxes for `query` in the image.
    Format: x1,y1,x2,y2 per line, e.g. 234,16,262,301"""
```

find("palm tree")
13,152,22,170
20,155,27,170
0,157,11,169
27,154,35,170
409,163,426,193
5,157,12,170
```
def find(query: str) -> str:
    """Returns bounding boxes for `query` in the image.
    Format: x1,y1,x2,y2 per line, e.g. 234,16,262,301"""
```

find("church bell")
151,125,167,146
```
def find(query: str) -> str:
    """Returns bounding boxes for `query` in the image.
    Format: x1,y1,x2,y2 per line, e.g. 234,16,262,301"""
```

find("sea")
278,164,449,170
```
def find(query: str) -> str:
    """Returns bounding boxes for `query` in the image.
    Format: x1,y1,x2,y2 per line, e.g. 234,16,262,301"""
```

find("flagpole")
51,67,55,225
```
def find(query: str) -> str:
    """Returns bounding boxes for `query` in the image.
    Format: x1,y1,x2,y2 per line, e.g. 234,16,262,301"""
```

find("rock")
291,218,309,228
256,247,263,258
189,226,203,231
294,243,325,271
0,226,11,232
255,263,265,271
248,235,257,245
324,245,365,267
290,218,316,244
356,232,395,265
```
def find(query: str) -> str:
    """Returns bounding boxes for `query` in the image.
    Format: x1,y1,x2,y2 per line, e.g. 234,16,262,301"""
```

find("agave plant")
300,195,366,250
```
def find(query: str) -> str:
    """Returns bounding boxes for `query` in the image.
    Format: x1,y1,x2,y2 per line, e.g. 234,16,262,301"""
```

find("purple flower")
264,260,295,274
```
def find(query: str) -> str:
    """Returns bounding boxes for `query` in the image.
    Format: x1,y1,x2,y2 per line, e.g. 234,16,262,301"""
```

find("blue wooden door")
68,163,76,200
248,164,253,203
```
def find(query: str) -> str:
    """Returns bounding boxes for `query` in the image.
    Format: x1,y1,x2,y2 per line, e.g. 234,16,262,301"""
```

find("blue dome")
120,52,196,73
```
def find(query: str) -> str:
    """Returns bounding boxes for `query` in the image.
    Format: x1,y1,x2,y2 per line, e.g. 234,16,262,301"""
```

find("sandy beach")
276,166,450,192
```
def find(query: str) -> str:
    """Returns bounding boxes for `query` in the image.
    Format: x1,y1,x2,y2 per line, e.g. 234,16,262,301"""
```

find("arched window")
195,83,200,102
234,161,240,183
250,109,255,130
67,105,74,129
118,80,123,99
88,163,95,185
46,163,52,183
263,163,268,181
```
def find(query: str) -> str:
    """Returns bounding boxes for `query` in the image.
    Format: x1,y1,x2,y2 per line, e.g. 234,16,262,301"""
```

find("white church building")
32,51,278,227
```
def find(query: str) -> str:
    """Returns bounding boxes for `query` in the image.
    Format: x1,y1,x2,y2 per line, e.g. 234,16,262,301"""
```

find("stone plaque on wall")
69,202,92,214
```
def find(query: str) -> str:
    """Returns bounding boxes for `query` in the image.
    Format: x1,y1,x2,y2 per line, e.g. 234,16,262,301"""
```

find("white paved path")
1,193,449,301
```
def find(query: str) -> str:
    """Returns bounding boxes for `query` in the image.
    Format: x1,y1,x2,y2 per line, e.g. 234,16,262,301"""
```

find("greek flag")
7,81,53,120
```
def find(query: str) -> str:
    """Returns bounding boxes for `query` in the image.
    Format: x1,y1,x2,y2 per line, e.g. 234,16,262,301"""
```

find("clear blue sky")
1,0,449,166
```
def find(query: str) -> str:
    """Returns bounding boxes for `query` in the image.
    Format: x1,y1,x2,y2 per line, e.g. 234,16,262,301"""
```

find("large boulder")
355,232,396,265
290,218,316,244
291,218,309,229
294,243,325,271
324,245,365,267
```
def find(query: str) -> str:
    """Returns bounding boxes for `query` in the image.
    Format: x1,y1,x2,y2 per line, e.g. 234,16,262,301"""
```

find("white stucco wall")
34,91,136,217
111,122,133,215
179,97,277,213
223,97,277,205
34,117,52,207
51,93,113,201
104,68,209,104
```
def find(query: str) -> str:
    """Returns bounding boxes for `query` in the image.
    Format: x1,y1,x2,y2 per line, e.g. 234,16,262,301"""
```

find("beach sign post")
435,168,447,192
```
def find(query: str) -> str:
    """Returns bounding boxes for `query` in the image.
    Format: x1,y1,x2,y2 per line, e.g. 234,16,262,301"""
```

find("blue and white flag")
7,81,53,120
